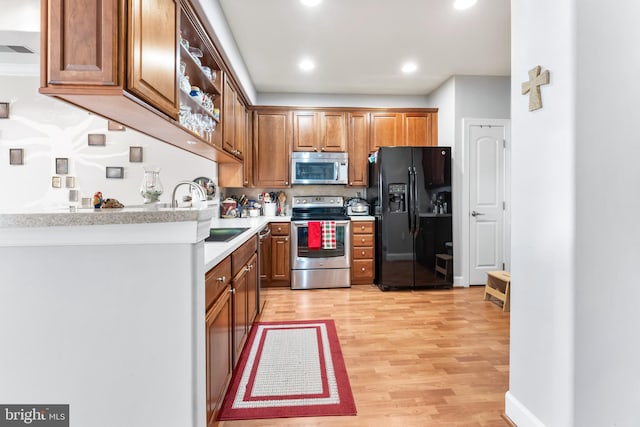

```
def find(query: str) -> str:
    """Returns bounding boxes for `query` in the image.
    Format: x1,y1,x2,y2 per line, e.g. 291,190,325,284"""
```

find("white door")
468,124,507,284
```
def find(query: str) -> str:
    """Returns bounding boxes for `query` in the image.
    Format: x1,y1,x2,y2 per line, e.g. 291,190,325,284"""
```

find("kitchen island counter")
0,205,218,427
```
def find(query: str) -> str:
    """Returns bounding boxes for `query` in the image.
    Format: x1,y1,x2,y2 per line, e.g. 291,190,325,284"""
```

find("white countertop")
204,215,291,270
349,215,375,221
0,205,217,246
0,205,215,228
0,206,369,272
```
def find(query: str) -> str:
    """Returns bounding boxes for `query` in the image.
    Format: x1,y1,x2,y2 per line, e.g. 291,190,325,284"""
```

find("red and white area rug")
218,319,357,421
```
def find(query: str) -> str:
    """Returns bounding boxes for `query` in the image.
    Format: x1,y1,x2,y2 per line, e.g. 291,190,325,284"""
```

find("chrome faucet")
171,181,207,208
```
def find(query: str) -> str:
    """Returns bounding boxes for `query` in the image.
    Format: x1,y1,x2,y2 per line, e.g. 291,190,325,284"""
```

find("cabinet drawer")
353,234,374,247
352,247,373,259
352,221,374,234
270,222,290,236
232,235,258,277
352,259,374,280
205,256,231,310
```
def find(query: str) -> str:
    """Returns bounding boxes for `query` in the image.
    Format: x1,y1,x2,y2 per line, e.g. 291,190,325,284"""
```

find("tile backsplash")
223,185,367,213
0,76,218,210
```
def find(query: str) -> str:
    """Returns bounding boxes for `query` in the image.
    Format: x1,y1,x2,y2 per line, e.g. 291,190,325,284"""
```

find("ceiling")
0,0,511,96
218,0,511,95
0,0,40,76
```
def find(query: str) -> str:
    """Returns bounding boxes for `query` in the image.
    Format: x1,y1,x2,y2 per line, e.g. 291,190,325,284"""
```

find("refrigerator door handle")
407,167,413,233
413,166,420,234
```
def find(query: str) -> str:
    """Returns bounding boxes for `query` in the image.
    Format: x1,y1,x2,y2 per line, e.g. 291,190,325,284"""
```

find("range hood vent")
0,45,35,54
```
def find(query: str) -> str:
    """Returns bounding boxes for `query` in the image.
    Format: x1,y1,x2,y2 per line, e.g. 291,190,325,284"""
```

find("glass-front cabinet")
178,2,223,147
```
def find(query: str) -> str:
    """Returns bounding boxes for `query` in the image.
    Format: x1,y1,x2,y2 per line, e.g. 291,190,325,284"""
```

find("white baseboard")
505,391,547,427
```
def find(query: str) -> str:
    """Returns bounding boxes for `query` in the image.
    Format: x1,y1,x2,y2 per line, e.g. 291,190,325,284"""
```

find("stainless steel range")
290,196,351,290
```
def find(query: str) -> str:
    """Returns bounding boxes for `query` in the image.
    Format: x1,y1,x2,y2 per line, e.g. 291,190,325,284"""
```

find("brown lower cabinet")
205,283,232,425
351,220,375,284
205,235,258,425
262,222,291,287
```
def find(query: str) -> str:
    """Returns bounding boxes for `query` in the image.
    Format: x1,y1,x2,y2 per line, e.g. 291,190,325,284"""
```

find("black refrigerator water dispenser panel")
388,183,406,213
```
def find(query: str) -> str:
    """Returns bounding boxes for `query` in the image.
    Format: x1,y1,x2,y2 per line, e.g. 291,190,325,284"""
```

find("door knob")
471,211,485,217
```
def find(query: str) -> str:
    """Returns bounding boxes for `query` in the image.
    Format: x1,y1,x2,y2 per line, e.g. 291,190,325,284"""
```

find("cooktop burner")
291,196,350,221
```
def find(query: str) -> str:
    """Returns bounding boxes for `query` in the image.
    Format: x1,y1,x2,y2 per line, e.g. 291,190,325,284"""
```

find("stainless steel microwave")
290,152,348,185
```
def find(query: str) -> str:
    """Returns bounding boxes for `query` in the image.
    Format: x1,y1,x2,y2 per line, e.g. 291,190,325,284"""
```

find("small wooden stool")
435,253,453,281
484,271,510,312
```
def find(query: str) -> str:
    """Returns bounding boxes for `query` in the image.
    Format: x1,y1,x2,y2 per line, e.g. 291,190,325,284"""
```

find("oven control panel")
292,196,344,208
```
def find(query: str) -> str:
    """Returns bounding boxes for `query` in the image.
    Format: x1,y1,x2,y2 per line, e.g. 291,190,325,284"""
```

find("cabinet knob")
361,267,366,271
313,148,318,152
285,237,288,241
285,181,289,185
321,147,325,151
361,251,365,256
217,276,226,282
361,238,366,243
229,288,235,294
360,226,365,230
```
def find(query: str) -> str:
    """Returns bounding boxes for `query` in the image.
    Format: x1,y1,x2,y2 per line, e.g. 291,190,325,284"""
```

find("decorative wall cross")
521,66,550,111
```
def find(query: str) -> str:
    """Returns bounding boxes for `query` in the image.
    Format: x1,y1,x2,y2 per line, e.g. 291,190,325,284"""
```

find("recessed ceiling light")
453,0,478,10
402,62,418,73
301,0,322,6
299,59,315,71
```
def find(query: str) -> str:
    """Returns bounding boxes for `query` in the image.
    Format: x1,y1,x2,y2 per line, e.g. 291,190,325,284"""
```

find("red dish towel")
321,221,336,250
308,221,321,249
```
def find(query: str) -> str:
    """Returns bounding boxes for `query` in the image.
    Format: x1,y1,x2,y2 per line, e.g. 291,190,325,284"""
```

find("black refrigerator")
368,146,453,290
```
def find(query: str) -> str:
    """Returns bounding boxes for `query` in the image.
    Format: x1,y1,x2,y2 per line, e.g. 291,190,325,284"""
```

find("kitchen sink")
205,227,250,242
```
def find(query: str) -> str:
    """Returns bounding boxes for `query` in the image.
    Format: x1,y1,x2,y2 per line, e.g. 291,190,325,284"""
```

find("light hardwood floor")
217,285,510,427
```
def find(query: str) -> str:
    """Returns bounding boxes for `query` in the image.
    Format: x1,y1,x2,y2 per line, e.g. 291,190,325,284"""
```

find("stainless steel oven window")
291,221,351,270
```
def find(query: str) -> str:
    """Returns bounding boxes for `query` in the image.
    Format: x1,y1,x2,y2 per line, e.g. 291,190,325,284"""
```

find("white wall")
428,77,455,147
507,1,575,426
0,76,219,210
191,0,257,104
426,75,510,284
574,2,640,426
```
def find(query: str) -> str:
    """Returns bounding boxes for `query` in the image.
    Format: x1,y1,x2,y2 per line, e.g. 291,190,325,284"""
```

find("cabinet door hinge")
503,201,506,210
502,262,506,270
503,139,506,148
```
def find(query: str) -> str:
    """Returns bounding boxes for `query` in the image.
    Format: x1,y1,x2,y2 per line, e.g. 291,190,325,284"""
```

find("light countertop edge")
204,216,290,270
0,207,217,247
349,215,375,221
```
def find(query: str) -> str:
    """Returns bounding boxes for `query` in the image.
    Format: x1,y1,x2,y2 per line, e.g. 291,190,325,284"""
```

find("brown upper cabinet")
253,109,292,188
347,112,370,187
370,110,438,152
370,111,404,151
243,108,252,187
223,75,245,159
40,0,238,163
45,0,121,87
292,110,346,152
404,112,438,147
217,85,251,188
128,0,179,118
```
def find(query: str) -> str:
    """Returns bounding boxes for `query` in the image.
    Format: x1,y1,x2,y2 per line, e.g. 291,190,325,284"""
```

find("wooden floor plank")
216,284,510,427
